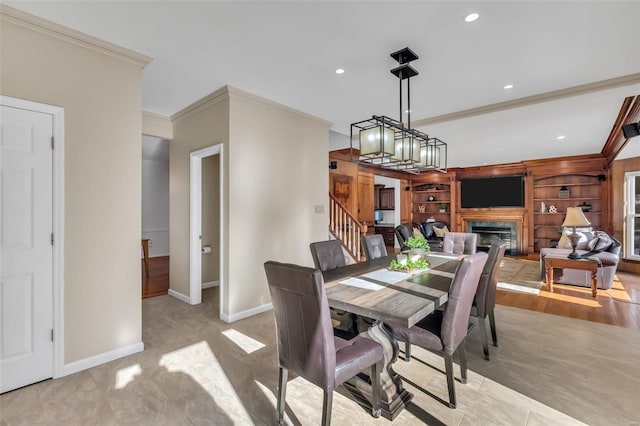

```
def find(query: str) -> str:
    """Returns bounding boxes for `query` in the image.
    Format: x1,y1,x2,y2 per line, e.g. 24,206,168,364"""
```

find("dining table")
322,252,463,420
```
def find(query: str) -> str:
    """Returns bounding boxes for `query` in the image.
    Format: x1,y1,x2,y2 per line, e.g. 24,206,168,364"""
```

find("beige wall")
142,111,173,140
227,90,329,315
170,86,330,319
202,155,220,283
611,156,640,273
0,8,149,362
170,88,230,298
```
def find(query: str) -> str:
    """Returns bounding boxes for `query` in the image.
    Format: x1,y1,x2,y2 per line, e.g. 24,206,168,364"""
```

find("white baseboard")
59,341,144,378
202,280,219,289
168,289,190,304
220,302,273,323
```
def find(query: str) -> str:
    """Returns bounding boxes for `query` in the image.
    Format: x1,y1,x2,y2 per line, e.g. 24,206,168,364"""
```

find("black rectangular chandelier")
350,47,447,173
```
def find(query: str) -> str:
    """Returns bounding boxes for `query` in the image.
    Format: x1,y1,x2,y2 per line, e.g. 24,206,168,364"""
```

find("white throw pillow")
413,227,422,237
557,232,572,249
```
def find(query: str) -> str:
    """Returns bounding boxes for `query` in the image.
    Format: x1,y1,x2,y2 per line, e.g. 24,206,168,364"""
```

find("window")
624,171,640,260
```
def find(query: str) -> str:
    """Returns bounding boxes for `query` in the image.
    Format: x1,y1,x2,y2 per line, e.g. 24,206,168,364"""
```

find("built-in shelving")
411,183,451,225
532,174,603,251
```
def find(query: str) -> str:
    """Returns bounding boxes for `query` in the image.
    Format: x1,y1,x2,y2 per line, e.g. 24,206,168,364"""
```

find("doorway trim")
189,144,224,312
0,95,65,379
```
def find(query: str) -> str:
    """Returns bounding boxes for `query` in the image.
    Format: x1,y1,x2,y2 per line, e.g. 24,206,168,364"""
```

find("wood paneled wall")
330,149,619,256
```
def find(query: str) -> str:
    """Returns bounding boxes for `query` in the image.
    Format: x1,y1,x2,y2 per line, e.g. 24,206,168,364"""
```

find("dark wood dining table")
322,253,462,420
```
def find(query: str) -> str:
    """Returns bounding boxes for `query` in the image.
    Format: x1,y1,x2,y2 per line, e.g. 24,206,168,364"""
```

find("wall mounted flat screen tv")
460,175,524,208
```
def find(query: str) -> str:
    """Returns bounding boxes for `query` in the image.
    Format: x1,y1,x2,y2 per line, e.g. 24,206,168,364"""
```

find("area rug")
497,257,544,295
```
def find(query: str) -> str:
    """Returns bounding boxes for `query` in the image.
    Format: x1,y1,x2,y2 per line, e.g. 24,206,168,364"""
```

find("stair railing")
329,194,368,262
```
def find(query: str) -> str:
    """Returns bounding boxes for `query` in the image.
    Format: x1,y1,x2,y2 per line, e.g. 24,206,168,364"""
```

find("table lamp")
561,207,591,259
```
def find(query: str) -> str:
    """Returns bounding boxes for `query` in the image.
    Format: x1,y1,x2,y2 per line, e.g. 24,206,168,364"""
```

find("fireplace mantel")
457,209,528,254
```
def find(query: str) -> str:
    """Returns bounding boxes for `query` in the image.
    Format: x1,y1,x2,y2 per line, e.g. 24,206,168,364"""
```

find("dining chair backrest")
441,252,487,355
310,240,346,271
474,242,507,318
395,224,413,249
264,261,336,390
443,232,478,255
361,234,388,261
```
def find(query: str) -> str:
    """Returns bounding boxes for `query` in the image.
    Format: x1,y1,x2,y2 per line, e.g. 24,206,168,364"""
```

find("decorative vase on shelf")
540,202,546,213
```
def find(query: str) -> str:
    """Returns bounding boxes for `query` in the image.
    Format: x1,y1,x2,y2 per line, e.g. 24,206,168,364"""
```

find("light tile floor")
1,287,639,425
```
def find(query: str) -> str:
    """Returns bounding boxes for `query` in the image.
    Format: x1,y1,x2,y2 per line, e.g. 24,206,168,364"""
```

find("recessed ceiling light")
557,135,566,140
335,68,345,74
465,13,479,23
503,84,514,89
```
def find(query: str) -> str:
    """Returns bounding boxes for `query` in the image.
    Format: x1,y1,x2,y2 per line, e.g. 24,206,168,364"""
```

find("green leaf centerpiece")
389,257,429,272
406,235,431,250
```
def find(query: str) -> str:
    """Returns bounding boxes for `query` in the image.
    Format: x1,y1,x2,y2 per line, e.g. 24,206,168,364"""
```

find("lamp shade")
359,126,395,157
393,136,420,163
561,207,591,227
420,144,440,168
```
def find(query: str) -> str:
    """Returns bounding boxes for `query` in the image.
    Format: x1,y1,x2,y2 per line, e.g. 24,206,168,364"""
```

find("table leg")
591,269,597,298
545,263,554,293
343,321,412,420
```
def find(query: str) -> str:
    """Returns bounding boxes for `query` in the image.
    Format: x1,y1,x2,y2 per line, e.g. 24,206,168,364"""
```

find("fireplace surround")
467,221,518,255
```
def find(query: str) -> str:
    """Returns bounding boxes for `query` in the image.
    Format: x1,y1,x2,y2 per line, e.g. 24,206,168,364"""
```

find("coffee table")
544,254,600,297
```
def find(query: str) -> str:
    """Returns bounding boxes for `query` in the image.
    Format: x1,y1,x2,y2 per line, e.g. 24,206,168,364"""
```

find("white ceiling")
8,1,640,168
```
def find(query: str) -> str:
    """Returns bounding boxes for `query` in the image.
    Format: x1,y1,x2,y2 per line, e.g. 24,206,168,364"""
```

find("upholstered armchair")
394,224,413,251
419,221,449,252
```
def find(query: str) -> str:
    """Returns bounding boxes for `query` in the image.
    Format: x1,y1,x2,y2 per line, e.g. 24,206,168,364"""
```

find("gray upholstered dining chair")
309,240,357,336
264,261,383,425
386,252,488,409
361,234,388,261
470,242,507,360
310,240,346,271
443,232,478,255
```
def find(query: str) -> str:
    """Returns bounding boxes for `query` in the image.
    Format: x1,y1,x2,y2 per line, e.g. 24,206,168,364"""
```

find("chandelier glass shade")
350,47,447,173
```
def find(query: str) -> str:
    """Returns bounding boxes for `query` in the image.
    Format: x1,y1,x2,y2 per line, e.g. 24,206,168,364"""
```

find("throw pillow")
413,227,422,237
576,231,593,250
557,232,572,249
558,229,588,250
433,225,449,238
589,231,614,252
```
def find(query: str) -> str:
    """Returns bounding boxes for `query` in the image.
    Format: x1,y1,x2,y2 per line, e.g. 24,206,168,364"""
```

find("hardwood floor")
496,261,640,329
143,253,640,328
141,256,169,299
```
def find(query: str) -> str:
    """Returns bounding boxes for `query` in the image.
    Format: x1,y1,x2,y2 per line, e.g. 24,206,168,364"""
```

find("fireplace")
467,221,518,255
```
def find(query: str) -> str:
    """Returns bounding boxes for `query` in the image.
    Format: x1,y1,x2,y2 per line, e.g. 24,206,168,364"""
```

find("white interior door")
0,105,54,393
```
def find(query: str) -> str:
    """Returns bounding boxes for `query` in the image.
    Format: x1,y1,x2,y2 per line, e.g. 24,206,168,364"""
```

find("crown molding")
0,4,152,68
414,73,640,127
227,86,333,128
170,85,230,123
172,85,333,128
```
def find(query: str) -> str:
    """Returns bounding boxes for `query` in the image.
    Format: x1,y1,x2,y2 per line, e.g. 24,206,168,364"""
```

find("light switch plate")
314,205,325,213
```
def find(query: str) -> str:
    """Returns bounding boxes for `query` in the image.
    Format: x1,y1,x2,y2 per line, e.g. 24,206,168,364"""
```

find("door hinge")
51,136,54,150
51,329,54,342
51,233,54,245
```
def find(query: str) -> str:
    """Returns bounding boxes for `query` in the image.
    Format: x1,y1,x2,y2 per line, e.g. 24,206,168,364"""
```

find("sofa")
539,230,621,289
